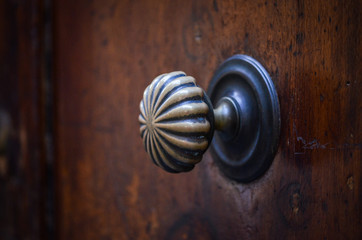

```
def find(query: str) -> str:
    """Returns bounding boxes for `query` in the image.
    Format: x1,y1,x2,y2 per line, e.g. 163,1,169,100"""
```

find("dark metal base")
207,55,280,183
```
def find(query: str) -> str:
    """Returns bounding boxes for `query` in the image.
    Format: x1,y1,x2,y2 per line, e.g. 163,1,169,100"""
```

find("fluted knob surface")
139,71,214,172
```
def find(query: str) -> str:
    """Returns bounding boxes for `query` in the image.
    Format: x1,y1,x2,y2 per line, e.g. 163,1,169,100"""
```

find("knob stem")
213,97,240,142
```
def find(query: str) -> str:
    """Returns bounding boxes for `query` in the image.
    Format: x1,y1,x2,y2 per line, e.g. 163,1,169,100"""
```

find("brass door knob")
139,71,238,173
139,55,280,182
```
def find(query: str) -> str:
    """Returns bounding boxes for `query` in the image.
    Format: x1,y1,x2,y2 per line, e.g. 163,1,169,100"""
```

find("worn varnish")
1,0,360,239
53,0,361,239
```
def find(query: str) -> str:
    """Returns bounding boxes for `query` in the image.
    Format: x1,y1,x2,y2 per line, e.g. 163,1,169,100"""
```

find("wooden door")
1,0,360,239
53,0,361,239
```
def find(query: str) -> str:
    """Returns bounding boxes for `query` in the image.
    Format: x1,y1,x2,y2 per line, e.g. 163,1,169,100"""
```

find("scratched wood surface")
54,0,361,239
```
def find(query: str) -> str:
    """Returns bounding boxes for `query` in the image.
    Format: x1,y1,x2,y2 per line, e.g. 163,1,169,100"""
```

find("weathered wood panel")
54,0,361,239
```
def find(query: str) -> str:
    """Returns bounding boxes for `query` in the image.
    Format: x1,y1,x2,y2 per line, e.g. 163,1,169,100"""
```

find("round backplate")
207,55,280,182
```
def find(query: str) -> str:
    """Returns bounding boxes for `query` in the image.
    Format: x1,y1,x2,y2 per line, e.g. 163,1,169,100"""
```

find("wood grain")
53,0,361,239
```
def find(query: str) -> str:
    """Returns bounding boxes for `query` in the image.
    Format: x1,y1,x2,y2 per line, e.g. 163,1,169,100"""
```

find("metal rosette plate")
207,55,280,182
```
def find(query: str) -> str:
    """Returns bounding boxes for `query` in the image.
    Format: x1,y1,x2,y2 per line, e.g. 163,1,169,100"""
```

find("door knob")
139,71,238,173
139,55,280,182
